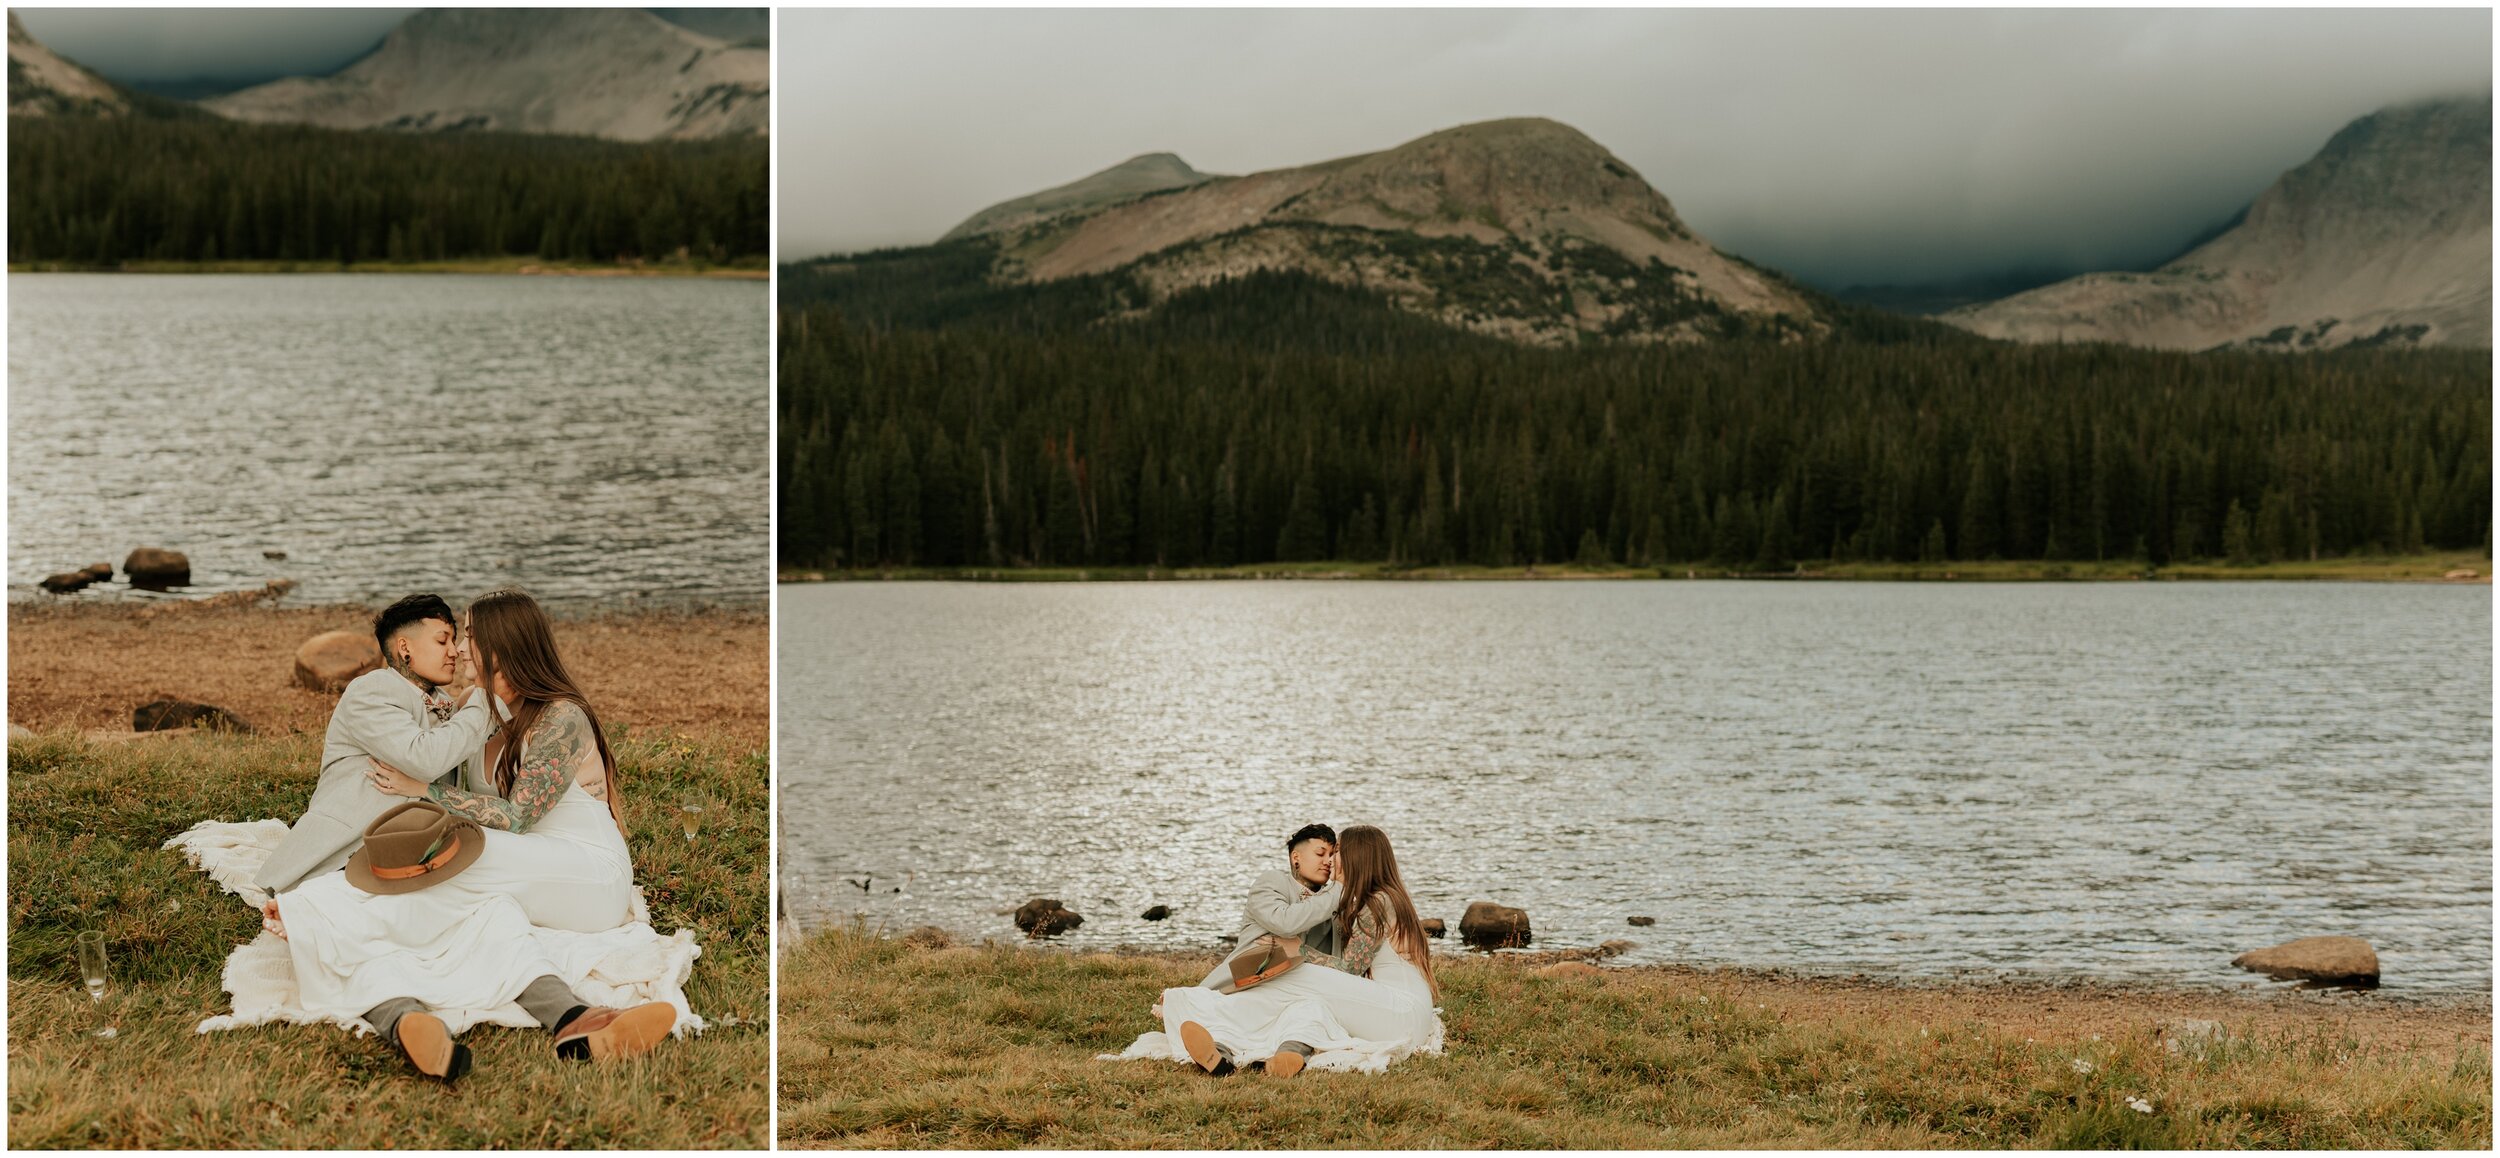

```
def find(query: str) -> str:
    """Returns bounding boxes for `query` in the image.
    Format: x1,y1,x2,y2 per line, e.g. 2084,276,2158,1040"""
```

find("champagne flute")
75,931,116,1038
676,802,705,843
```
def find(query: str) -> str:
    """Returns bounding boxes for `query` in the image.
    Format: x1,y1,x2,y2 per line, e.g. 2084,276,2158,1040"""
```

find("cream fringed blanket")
164,819,706,1038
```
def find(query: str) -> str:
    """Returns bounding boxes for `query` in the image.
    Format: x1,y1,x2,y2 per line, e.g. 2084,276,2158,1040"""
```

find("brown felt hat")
344,800,485,895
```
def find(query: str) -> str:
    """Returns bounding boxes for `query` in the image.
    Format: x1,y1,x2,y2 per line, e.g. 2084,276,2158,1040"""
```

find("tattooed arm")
422,701,592,832
1302,904,1385,976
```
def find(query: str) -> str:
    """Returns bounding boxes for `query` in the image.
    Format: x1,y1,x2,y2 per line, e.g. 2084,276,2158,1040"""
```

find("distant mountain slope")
923,117,1827,346
203,8,767,141
8,12,126,117
1947,96,2491,350
942,153,1217,242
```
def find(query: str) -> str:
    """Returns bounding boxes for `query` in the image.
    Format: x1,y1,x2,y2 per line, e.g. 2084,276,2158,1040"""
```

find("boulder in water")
1460,900,1532,949
123,547,190,591
1421,918,1446,939
1013,898,1082,938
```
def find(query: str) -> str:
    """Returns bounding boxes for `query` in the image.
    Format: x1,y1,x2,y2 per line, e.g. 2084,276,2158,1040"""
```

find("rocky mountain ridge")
8,12,126,117
202,8,768,141
1946,96,2491,350
943,117,1825,345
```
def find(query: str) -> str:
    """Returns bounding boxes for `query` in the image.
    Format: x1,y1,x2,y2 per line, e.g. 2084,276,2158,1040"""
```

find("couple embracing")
1117,823,1444,1076
250,590,674,1083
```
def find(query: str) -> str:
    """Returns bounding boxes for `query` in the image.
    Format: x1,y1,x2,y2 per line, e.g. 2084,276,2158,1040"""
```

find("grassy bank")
6,728,769,1148
9,257,768,279
780,930,2490,1148
8,602,767,744
779,551,2489,585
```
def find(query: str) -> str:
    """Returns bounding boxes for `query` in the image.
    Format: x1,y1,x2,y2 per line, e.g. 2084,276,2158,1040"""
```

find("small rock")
1460,900,1532,950
1421,918,1446,939
263,550,288,561
8,723,34,741
2158,1018,2228,1056
80,562,113,581
899,926,953,950
294,629,382,691
2231,936,2379,988
1597,939,1635,958
133,699,253,734
1013,898,1083,938
1537,962,1605,980
2444,568,2478,580
38,570,97,594
1139,905,1172,922
123,547,191,592
1627,916,1657,927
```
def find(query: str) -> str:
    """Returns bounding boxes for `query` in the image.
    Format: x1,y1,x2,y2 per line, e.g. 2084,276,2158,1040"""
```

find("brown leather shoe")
553,1002,677,1061
396,1011,471,1083
1177,1020,1235,1076
1267,1049,1307,1078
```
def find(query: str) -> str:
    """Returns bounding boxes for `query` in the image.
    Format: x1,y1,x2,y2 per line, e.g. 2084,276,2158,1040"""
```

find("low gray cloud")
15,8,416,89
780,8,2489,289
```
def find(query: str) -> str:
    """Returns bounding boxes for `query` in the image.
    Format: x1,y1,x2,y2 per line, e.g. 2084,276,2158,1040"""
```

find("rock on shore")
132,699,253,734
2232,936,2380,987
293,629,381,691
1014,898,1083,938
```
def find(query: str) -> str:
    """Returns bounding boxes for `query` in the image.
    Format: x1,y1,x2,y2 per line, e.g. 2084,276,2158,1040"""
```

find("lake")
778,580,2492,994
8,274,767,607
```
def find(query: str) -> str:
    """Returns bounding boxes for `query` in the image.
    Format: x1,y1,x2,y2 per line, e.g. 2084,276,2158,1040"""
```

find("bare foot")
261,899,287,941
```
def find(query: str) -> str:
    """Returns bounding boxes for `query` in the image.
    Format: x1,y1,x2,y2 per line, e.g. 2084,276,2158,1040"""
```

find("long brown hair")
1334,825,1437,998
467,589,619,822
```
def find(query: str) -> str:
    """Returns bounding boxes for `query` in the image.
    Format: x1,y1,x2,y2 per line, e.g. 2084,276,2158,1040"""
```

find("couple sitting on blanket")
254,589,674,1084
1115,823,1444,1076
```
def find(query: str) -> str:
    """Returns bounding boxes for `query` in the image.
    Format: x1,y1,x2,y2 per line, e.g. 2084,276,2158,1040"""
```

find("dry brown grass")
7,603,766,746
781,931,2491,1148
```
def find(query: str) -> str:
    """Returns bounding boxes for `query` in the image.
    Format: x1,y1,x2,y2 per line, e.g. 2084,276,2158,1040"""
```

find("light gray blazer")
1199,869,1344,989
254,668,495,894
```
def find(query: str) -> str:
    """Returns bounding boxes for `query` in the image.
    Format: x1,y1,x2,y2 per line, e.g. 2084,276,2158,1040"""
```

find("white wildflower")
2126,1096,2153,1114
2071,1057,2095,1075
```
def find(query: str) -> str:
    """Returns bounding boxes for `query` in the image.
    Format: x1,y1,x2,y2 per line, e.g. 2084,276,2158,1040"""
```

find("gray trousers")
365,975,584,1045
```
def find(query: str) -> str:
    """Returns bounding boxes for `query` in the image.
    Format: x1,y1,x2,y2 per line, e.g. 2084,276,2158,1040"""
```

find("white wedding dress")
273,771,640,1023
1110,938,1445,1074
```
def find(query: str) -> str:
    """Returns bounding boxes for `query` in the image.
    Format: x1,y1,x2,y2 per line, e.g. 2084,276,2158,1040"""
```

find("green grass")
6,729,767,1148
779,551,2488,585
779,930,2491,1148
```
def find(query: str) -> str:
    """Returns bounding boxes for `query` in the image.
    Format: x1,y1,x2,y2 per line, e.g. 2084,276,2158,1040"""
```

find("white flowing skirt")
274,787,638,1022
1108,941,1444,1074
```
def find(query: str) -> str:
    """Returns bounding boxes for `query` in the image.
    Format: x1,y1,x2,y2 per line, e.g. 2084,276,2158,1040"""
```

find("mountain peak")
1948,94,2491,350
942,152,1215,242
9,13,128,117
203,6,767,141
941,117,1815,345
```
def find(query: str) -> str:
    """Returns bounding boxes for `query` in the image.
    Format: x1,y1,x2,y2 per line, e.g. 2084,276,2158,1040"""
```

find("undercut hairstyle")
374,594,458,652
1288,823,1338,852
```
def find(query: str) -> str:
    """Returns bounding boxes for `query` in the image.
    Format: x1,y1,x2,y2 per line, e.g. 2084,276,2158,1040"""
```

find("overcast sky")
14,9,764,90
15,9,416,86
782,8,2490,288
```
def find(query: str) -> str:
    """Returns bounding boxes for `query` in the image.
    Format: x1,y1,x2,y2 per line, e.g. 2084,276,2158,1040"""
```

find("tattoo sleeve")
1303,907,1385,976
423,702,590,833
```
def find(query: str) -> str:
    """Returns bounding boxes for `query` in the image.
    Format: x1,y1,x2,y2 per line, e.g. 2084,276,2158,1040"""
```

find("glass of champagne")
75,930,115,1038
676,802,705,843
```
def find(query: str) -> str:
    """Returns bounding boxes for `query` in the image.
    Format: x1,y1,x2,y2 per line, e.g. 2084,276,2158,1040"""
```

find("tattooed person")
262,589,674,1082
254,594,497,897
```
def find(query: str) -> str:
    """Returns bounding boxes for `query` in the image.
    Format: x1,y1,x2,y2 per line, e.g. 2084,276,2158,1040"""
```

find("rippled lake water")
9,274,767,607
779,581,2492,993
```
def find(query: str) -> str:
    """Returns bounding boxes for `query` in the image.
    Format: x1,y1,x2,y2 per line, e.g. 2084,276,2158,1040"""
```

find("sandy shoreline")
7,601,766,746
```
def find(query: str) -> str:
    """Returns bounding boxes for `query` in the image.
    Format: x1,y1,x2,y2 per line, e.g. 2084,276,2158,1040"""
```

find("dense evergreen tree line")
8,116,767,265
779,270,2489,572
